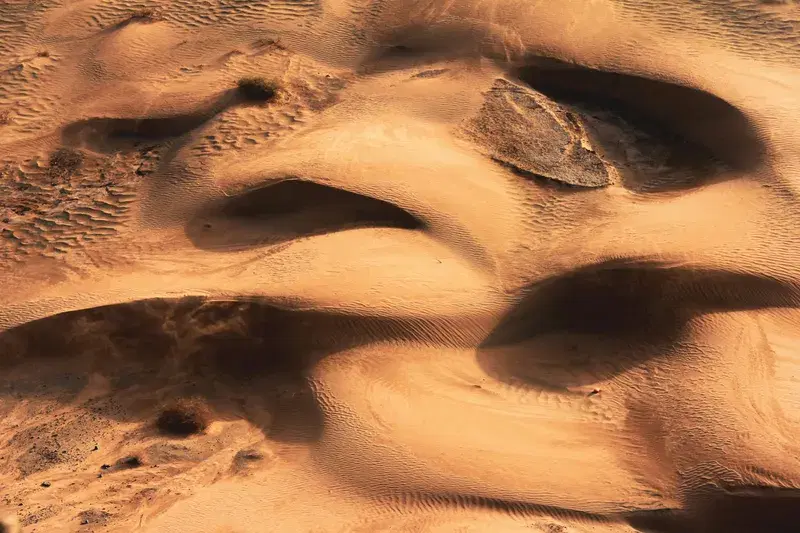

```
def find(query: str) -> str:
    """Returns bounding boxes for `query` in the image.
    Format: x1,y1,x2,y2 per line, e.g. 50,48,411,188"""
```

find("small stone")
41,481,51,488
100,464,111,470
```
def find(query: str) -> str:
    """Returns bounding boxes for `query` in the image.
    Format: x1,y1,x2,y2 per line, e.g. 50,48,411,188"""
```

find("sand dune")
2,0,800,531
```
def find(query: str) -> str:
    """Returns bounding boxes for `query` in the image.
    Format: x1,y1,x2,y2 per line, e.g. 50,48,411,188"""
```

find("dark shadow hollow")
187,179,423,251
0,297,485,447
358,23,488,74
686,485,800,533
477,260,800,391
60,89,246,154
623,508,689,533
517,58,765,175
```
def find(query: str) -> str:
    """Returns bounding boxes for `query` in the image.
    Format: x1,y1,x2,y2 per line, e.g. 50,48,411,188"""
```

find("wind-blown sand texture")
1,0,800,531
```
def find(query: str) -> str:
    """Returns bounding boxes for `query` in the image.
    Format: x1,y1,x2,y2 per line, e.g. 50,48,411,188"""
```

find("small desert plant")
128,8,161,23
0,110,10,125
237,77,279,102
156,398,212,437
232,447,265,472
115,455,142,469
77,509,111,527
48,147,83,178
253,38,285,51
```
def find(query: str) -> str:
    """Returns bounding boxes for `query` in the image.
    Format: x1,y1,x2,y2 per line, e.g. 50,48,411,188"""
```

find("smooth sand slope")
1,0,800,531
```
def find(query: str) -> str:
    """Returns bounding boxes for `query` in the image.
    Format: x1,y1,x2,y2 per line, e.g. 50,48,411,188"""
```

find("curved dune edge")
0,227,505,333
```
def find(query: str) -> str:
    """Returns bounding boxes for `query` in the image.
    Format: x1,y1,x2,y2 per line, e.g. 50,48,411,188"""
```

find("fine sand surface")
2,0,800,531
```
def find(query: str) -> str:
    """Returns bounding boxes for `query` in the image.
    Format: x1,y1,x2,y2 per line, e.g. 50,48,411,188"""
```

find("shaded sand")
2,0,800,531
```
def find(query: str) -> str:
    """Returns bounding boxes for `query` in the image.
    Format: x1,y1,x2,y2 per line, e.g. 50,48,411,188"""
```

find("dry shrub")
77,509,111,526
48,147,83,179
156,398,212,437
254,38,285,51
128,8,161,22
233,447,264,470
237,77,279,102
0,110,10,125
114,455,142,470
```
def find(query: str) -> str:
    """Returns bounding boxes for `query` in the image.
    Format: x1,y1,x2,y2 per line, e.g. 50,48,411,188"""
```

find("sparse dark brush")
128,8,161,22
156,399,212,437
237,77,279,102
48,147,83,178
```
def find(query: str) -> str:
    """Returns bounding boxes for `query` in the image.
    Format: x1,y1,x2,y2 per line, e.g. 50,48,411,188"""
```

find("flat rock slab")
463,79,612,188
